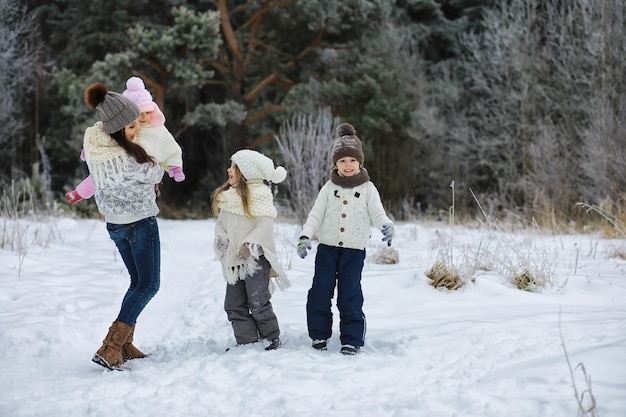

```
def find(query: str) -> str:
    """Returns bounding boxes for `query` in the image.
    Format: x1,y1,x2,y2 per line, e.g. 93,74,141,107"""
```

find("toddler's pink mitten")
168,166,185,182
65,190,83,205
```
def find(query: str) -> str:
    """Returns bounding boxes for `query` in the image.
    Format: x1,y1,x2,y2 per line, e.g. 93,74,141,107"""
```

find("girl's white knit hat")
231,149,287,183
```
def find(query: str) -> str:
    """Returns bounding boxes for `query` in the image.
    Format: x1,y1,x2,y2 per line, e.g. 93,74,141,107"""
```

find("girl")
66,76,184,205
212,150,290,350
297,123,394,355
83,82,165,370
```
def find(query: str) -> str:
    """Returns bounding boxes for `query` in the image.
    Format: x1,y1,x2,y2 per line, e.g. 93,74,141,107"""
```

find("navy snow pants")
306,244,366,346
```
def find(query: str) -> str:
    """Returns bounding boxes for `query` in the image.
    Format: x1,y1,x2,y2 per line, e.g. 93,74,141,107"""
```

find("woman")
82,82,164,370
65,76,184,205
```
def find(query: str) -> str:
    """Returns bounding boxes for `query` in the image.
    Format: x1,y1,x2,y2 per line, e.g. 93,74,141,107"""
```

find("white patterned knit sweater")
83,122,165,224
300,180,392,250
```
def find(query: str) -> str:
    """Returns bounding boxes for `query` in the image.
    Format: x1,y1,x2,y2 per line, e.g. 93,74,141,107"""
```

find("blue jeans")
106,216,161,326
307,244,366,346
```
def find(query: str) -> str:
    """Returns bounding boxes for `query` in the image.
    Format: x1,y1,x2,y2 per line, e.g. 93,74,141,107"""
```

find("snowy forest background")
2,3,626,415
2,0,626,227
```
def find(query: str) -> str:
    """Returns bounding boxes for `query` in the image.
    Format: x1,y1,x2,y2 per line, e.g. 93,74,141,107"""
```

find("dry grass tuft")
369,247,400,264
426,261,464,291
512,268,541,292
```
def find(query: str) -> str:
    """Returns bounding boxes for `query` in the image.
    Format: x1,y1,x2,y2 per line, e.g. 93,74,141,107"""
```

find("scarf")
330,167,370,188
217,180,277,218
83,121,129,188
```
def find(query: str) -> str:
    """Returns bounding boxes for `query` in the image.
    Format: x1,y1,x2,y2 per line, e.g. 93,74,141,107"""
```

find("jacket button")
338,241,344,246
343,200,348,205
341,213,346,218
340,227,345,232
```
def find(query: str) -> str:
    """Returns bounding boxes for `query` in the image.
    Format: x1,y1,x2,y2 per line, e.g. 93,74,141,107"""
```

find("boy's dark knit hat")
332,123,364,166
84,82,140,134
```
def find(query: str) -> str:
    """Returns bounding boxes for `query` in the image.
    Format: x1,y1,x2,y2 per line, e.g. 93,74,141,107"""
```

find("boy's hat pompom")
336,122,356,137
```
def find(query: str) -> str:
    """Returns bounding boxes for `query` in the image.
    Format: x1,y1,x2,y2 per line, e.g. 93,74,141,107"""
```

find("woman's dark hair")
110,130,155,165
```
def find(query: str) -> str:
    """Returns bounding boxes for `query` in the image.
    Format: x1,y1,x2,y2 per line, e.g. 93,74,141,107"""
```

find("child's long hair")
110,130,155,165
211,165,254,218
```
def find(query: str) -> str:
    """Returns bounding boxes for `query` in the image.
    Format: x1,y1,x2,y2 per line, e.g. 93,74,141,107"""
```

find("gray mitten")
381,223,394,246
297,236,311,259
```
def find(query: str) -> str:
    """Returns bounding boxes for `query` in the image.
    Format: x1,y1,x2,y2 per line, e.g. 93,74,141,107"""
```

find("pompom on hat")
122,77,166,127
332,122,364,167
231,149,287,183
84,82,140,134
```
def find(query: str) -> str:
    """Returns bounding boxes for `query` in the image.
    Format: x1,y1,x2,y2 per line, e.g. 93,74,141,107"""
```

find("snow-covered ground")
1,217,624,417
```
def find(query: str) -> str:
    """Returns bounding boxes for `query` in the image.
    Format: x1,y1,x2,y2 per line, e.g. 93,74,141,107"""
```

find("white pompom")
271,166,287,183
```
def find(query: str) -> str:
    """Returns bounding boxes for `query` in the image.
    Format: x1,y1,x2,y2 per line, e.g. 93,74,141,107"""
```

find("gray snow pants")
224,256,280,344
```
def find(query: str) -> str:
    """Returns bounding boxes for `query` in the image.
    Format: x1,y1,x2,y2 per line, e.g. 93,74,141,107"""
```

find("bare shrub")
0,177,61,277
497,238,558,293
275,108,340,223
425,182,476,290
470,188,559,292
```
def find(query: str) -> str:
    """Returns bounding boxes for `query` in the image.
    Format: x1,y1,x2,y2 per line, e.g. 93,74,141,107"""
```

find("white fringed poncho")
214,180,290,291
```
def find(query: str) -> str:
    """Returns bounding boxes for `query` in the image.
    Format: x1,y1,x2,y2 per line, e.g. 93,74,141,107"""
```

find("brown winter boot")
122,323,148,360
92,321,133,370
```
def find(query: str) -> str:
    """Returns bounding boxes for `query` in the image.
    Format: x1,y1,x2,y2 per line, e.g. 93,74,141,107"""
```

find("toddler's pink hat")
122,77,165,127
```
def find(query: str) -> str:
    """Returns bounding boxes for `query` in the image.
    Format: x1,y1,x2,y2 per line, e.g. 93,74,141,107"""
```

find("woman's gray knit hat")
84,83,140,134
